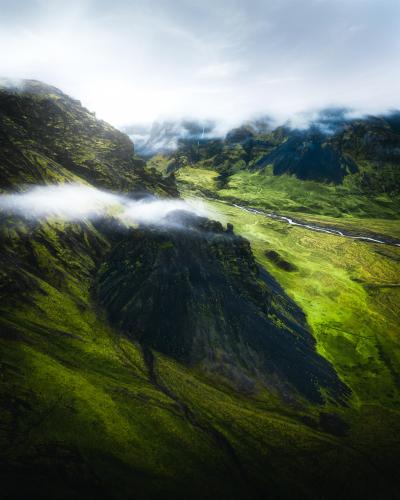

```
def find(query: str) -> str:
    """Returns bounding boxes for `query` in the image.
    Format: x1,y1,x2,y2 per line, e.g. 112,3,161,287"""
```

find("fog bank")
0,184,208,226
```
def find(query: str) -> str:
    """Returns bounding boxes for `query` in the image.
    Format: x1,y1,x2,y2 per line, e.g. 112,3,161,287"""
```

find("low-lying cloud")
0,184,208,226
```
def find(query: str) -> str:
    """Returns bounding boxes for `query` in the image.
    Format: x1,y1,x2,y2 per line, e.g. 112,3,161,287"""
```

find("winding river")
231,203,400,247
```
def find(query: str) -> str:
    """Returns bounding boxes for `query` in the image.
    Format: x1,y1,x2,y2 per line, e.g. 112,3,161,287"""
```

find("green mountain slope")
1,81,400,500
159,112,400,217
0,79,176,195
97,210,348,404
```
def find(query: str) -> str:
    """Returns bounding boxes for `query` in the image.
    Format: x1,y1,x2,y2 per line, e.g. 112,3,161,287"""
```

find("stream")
231,203,400,247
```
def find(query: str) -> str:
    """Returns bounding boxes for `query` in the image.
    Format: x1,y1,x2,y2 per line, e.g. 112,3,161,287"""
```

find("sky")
1,0,399,127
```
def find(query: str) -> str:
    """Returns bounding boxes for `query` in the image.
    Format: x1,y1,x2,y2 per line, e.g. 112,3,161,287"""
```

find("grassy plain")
176,165,400,495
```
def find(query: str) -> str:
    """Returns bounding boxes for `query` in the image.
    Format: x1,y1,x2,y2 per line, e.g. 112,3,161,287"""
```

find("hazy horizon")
1,0,399,128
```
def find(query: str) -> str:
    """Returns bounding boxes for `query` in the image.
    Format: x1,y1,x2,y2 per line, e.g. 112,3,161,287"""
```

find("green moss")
177,166,219,191
171,162,400,495
178,166,400,218
0,83,177,196
193,197,400,405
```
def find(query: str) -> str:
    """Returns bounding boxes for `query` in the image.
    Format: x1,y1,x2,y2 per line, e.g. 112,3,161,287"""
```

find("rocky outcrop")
97,210,349,404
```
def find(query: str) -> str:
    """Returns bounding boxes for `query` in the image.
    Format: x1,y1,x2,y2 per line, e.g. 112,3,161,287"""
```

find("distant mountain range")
126,109,400,194
123,120,216,156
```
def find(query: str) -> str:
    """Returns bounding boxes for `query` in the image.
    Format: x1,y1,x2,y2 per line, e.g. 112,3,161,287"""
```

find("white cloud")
0,0,399,127
196,62,244,80
0,184,208,225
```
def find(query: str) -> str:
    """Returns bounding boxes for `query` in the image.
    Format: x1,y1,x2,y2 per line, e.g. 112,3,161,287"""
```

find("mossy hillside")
0,80,176,196
146,154,173,175
166,112,400,198
97,212,349,404
0,260,393,499
177,166,400,218
0,218,246,499
0,206,395,498
168,193,400,491
0,219,374,500
153,354,385,499
1,309,384,500
1,190,398,498
176,166,219,192
0,311,241,500
192,197,400,408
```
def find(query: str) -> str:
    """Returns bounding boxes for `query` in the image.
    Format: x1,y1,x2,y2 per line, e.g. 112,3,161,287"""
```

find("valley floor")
1,170,400,499
175,168,400,496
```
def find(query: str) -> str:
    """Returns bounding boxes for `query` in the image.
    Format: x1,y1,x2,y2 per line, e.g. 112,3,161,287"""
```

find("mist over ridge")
124,107,400,156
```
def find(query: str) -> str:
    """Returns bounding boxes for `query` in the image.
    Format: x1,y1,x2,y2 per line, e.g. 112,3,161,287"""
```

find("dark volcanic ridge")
97,210,350,404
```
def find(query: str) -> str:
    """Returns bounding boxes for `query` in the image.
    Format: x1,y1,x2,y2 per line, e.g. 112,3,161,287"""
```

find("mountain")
123,120,216,157
0,79,176,195
97,210,348,403
0,81,347,405
157,110,400,195
1,81,399,500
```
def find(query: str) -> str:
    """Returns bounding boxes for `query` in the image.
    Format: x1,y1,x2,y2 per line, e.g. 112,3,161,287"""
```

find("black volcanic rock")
265,250,298,272
97,210,349,404
254,129,358,182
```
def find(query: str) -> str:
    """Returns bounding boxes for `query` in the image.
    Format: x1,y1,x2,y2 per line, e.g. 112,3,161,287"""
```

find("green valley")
1,80,400,500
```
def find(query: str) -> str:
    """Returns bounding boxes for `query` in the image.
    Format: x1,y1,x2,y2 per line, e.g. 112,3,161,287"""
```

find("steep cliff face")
0,79,177,332
97,210,349,403
0,79,177,195
252,129,359,183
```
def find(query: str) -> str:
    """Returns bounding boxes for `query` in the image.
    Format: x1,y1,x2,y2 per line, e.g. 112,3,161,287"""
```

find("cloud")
0,0,399,127
0,184,208,226
196,62,244,80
